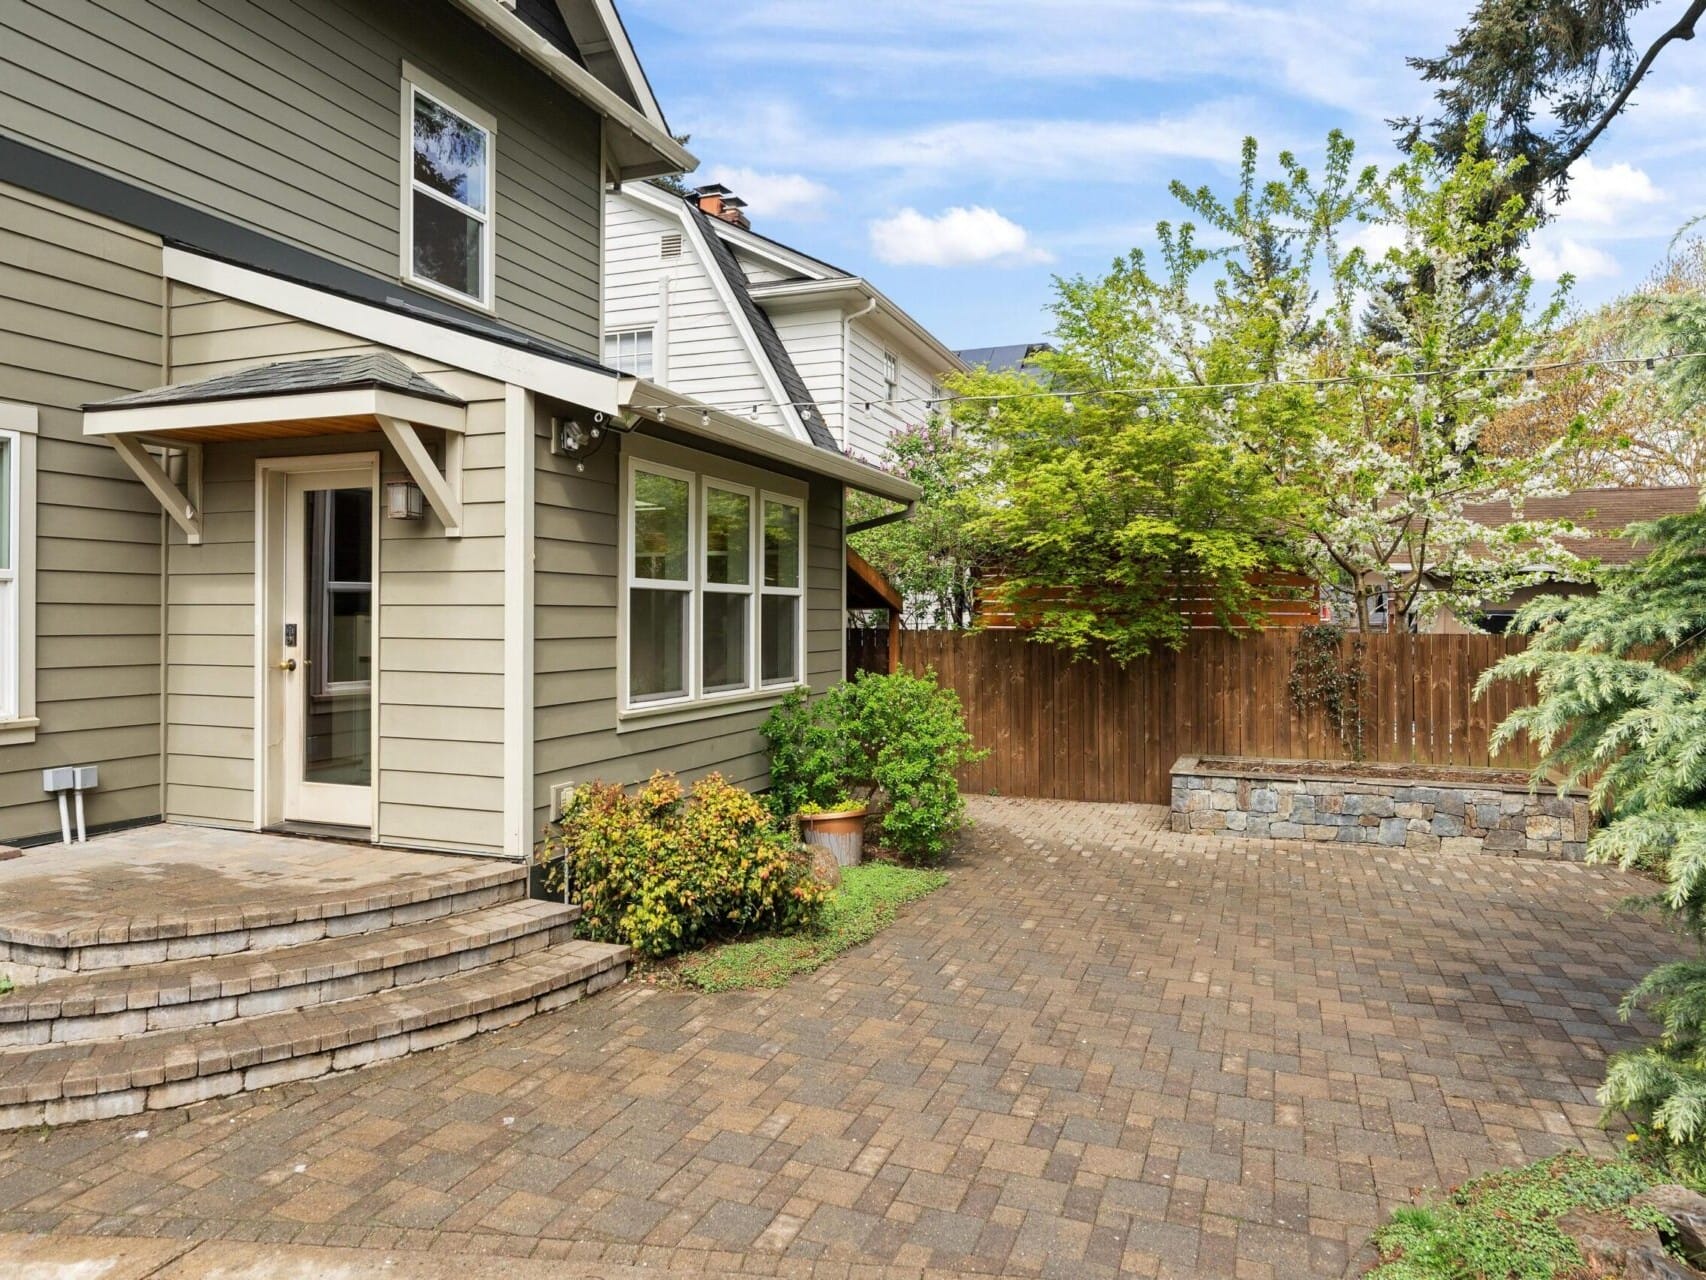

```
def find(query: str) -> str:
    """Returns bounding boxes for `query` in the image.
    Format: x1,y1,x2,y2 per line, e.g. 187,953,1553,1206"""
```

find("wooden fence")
888,629,1539,805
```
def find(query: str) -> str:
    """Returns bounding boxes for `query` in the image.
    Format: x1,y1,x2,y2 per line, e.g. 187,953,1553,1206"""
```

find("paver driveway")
0,798,1688,1278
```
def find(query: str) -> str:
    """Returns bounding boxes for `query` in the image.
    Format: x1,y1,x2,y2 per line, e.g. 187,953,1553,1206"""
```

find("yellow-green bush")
539,772,828,958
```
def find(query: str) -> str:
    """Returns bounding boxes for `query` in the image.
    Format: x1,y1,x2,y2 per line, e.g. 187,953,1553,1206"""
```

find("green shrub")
538,771,829,959
761,670,985,861
1366,1153,1666,1280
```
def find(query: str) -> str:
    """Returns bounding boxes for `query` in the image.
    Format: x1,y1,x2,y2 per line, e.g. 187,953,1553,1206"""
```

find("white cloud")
1554,158,1663,225
1526,236,1621,282
697,166,831,221
1347,222,1407,259
869,207,1053,268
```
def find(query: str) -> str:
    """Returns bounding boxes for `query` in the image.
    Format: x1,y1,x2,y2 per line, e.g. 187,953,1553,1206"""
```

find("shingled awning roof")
82,353,467,444
85,353,464,414
82,353,471,544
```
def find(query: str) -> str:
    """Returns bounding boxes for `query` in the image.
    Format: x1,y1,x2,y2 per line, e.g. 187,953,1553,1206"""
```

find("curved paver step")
0,899,582,1047
0,860,528,977
0,939,630,1130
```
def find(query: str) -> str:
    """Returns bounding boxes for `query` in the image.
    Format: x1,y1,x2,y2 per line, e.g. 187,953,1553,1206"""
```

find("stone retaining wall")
1169,755,1590,859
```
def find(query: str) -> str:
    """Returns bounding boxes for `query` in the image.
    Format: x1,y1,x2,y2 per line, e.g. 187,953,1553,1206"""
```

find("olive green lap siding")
530,415,846,836
161,290,508,853
0,184,165,844
0,0,603,356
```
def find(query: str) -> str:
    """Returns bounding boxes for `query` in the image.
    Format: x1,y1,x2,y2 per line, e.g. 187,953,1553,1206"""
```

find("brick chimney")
693,184,751,231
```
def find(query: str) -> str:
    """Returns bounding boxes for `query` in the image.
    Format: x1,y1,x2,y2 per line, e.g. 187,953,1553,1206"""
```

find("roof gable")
441,0,688,180
549,0,670,129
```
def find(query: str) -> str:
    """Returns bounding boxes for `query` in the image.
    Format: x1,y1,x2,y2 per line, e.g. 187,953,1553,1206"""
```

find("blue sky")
618,0,1706,351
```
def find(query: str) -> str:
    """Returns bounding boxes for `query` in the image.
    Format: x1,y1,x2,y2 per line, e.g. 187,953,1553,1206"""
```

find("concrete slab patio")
0,797,1688,1278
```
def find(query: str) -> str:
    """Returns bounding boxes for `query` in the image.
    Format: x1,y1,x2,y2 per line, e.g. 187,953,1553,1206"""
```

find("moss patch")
671,863,947,993
1366,1152,1669,1279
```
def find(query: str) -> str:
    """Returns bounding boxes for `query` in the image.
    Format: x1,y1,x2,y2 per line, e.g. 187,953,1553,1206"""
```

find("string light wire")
628,350,1706,420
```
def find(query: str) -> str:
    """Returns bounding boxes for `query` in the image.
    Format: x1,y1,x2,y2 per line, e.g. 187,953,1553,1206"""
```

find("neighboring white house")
604,183,965,464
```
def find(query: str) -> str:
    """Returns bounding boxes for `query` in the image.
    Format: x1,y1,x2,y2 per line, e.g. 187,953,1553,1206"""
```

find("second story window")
402,67,495,309
882,351,899,405
604,328,655,378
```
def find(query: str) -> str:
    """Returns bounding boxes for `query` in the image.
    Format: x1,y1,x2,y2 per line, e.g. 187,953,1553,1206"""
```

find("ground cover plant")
1366,1153,1667,1279
538,771,829,959
762,670,983,862
670,862,947,993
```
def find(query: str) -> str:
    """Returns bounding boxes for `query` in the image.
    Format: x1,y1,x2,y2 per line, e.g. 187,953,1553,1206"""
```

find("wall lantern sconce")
385,479,425,520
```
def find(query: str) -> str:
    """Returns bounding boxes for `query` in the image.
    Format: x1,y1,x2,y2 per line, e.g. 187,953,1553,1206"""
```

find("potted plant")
796,795,868,867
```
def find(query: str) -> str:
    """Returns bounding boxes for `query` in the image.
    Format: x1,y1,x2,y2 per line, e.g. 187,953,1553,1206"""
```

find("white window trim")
701,479,756,696
617,438,810,725
625,457,696,708
882,350,899,404
0,404,38,745
399,61,497,312
759,492,806,689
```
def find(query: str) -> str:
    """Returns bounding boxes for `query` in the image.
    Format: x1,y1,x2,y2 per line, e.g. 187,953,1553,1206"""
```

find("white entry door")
264,461,377,829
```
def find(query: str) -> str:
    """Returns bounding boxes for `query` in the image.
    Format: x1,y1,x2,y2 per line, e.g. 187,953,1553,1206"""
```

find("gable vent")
660,232,683,259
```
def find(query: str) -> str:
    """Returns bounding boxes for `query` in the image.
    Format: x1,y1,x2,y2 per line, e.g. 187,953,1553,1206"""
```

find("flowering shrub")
762,670,985,862
539,772,828,958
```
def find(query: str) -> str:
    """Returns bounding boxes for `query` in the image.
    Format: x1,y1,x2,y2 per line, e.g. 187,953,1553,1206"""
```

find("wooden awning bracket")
109,435,203,545
378,414,463,538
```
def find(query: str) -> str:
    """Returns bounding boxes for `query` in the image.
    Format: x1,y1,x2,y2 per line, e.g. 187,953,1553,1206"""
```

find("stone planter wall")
1169,755,1590,860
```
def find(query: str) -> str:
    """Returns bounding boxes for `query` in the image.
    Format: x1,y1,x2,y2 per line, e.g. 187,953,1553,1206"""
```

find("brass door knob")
276,658,297,672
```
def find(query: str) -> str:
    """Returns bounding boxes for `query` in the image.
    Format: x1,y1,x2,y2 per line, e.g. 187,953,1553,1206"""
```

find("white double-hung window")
401,66,495,308
623,451,806,713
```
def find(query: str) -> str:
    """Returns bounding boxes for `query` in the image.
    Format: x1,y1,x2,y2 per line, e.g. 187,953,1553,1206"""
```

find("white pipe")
57,792,72,846
74,789,88,843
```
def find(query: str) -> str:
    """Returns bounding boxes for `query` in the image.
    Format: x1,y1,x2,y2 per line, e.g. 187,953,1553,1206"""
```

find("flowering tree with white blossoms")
1039,126,1595,637
1282,136,1593,630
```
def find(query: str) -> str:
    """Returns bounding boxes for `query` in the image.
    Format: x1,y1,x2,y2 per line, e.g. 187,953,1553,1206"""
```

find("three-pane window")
404,78,493,307
626,461,805,710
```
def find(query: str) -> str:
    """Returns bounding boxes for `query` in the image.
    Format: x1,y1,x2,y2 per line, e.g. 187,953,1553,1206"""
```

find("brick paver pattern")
0,798,1687,1278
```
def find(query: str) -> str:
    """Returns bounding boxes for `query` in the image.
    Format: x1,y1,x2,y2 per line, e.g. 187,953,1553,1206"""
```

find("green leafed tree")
987,128,1590,638
947,365,1295,663
847,415,988,629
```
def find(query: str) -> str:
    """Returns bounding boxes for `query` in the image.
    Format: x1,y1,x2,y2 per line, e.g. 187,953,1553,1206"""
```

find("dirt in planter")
1196,755,1537,789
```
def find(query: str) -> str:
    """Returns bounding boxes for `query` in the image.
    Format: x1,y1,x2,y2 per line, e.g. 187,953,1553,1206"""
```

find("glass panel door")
302,487,373,787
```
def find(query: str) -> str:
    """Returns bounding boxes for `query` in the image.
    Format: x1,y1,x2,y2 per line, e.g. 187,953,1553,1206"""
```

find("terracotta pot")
798,805,867,868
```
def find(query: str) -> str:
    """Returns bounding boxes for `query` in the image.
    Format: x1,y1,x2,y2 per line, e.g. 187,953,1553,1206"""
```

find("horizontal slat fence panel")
889,629,1538,804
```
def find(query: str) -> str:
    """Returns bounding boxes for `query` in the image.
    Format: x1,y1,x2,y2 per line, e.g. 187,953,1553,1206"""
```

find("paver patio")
0,797,1688,1278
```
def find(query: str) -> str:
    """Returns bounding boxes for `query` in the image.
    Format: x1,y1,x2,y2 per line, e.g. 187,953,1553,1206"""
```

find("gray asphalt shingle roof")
688,204,841,453
84,353,466,412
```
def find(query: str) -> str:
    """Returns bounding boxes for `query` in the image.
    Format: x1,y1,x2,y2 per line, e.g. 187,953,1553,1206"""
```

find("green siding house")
0,0,915,855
